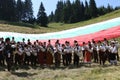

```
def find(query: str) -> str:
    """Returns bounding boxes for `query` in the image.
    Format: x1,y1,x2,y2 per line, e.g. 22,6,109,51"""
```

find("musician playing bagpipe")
15,42,24,65
91,40,98,63
97,41,107,65
24,44,31,65
73,40,82,66
30,43,38,66
61,44,66,66
54,43,62,67
64,41,72,66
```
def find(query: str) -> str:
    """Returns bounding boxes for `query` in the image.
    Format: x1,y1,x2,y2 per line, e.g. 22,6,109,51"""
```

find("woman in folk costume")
73,40,82,66
98,41,107,65
64,41,72,66
91,40,98,63
109,42,118,65
54,43,62,67
15,42,24,65
46,40,54,66
24,44,31,65
37,42,46,66
84,42,93,64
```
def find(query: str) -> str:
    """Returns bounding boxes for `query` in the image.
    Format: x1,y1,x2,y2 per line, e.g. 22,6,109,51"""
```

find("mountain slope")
0,9,120,34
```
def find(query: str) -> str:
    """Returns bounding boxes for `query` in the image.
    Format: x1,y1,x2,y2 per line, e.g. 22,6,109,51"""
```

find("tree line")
0,0,119,27
0,0,48,27
49,0,119,23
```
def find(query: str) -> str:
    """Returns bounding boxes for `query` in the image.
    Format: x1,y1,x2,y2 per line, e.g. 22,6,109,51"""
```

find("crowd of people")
0,37,119,71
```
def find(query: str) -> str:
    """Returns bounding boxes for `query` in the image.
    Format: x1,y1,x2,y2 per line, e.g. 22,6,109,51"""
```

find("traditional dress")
46,44,54,66
84,45,93,63
38,45,46,65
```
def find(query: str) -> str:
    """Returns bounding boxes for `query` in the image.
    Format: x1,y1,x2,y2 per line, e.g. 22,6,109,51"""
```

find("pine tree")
98,6,107,16
16,0,24,21
54,1,64,22
63,0,72,23
107,4,113,13
89,0,98,18
0,0,16,21
81,2,85,21
23,0,34,23
0,0,3,20
49,11,54,22
37,2,48,27
84,0,90,19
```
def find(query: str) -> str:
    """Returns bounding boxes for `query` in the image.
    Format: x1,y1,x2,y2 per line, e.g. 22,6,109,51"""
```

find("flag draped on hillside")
0,17,120,45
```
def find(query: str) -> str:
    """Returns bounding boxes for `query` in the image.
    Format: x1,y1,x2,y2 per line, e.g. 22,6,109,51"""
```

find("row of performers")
0,37,119,70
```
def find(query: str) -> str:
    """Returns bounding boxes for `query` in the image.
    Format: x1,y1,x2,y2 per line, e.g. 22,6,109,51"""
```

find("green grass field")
0,9,120,34
0,10,120,80
1,63,120,80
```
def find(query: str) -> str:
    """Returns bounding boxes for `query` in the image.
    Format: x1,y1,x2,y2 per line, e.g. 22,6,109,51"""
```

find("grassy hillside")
0,9,120,33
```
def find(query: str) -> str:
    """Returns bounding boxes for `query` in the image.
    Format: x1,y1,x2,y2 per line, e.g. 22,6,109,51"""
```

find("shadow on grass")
11,71,37,77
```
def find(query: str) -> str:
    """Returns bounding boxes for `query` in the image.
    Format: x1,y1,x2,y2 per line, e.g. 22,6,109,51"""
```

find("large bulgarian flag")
0,17,120,45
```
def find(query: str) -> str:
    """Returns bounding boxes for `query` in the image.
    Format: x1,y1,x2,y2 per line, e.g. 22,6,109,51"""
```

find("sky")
31,0,120,17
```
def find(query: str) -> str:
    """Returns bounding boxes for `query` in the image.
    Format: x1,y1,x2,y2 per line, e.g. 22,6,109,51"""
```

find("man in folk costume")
109,41,118,65
21,38,26,49
10,37,16,65
61,44,66,66
15,42,24,65
54,42,62,67
24,44,31,65
0,39,5,66
91,40,98,63
64,41,72,66
104,41,111,62
4,38,13,71
73,40,82,66
30,43,38,66
98,41,107,65
113,39,120,61
84,42,93,64
82,42,86,59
